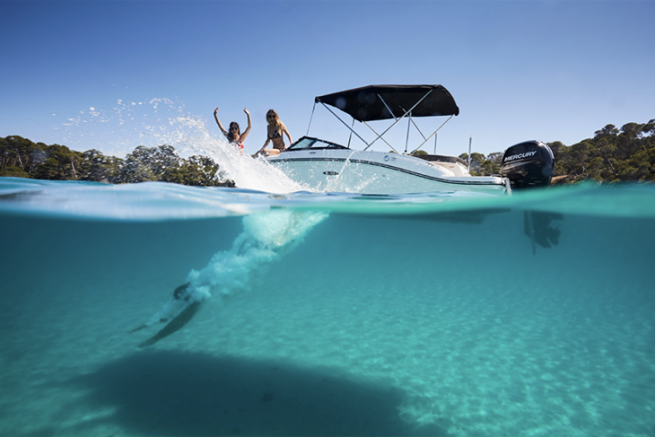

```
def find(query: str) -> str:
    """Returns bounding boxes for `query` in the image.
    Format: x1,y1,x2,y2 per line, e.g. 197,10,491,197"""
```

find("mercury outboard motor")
500,140,554,189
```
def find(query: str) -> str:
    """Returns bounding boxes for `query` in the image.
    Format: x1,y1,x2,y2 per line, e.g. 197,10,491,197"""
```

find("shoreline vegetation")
445,120,653,184
0,139,234,187
1,119,653,186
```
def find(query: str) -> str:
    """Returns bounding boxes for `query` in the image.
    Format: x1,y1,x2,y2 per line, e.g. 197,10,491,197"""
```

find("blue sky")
1,1,653,158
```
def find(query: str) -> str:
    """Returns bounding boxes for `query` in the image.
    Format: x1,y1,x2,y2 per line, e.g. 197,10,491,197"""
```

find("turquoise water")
1,176,654,437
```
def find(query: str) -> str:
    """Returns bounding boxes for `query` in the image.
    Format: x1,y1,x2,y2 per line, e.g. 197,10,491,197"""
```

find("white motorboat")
266,85,554,195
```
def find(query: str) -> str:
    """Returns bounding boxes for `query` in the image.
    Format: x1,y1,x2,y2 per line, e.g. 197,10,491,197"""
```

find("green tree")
117,145,181,183
80,149,122,183
0,166,31,178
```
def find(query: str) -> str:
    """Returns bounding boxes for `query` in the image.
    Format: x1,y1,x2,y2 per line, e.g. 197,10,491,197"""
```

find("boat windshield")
286,136,349,151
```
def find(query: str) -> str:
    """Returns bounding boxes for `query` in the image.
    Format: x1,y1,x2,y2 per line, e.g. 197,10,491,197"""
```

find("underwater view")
1,171,654,437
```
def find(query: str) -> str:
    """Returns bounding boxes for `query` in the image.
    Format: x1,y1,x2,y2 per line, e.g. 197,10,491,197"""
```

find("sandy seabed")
1,211,654,437
1,267,653,437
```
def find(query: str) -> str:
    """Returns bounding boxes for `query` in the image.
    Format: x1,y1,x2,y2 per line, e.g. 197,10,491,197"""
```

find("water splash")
58,97,305,193
324,150,383,193
132,209,329,345
186,210,328,299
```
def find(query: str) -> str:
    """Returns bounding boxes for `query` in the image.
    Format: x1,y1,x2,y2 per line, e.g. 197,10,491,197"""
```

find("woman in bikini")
214,107,251,155
256,109,292,157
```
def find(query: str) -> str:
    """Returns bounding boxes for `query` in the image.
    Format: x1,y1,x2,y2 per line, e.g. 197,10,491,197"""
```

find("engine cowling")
500,140,554,189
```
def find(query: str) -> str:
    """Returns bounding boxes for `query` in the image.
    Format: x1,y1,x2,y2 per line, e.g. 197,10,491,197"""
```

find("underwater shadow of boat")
62,350,449,437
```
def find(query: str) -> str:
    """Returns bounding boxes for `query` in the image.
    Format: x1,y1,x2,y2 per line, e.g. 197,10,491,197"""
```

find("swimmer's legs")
137,300,203,348
130,282,206,347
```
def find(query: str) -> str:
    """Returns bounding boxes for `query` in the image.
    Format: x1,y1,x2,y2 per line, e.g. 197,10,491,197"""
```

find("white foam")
141,210,328,329
187,210,328,299
59,97,306,194
154,111,305,194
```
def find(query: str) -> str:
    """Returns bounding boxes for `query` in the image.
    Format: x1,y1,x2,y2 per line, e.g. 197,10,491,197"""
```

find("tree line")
0,136,234,187
455,119,655,184
2,119,654,186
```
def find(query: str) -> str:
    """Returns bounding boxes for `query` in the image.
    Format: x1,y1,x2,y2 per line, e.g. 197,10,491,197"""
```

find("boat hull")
267,149,508,195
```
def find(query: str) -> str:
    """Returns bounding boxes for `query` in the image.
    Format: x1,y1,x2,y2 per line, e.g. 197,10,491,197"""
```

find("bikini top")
225,132,244,149
268,129,282,140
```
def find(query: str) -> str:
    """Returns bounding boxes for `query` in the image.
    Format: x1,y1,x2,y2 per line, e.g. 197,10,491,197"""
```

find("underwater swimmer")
129,283,208,348
130,210,329,348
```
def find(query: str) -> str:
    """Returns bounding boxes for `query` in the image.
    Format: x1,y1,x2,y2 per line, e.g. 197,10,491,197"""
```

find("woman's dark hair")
227,122,240,142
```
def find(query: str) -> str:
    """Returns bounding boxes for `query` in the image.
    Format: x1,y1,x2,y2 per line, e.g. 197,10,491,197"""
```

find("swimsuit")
228,141,243,149
224,132,244,150
269,129,285,150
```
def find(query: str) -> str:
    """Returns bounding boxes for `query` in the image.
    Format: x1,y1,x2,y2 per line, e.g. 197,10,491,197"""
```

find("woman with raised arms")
214,107,251,155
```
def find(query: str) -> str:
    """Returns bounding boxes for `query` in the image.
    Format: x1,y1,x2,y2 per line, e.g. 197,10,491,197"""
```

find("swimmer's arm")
283,126,293,147
213,107,228,137
255,137,271,156
241,107,252,141
261,136,271,150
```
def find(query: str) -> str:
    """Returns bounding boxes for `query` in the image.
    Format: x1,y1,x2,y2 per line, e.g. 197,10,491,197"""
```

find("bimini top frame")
306,84,460,154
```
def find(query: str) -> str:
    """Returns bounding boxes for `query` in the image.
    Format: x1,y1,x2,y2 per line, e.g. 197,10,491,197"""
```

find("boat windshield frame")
286,136,350,151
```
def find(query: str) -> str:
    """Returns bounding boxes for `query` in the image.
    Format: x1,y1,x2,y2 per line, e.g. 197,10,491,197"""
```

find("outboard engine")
500,140,554,189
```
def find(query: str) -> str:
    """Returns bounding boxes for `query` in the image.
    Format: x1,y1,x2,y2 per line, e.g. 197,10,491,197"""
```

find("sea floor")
1,213,654,437
1,268,654,437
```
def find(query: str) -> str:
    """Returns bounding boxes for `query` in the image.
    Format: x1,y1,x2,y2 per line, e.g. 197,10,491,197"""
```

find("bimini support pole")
410,117,427,141
409,114,454,155
306,101,317,136
373,94,400,152
405,111,412,154
377,94,397,121
468,135,472,171
363,88,434,151
399,105,427,142
319,102,370,148
363,121,399,153
347,117,355,148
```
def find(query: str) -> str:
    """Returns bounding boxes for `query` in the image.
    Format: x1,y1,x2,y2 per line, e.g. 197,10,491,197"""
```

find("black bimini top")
315,85,460,122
